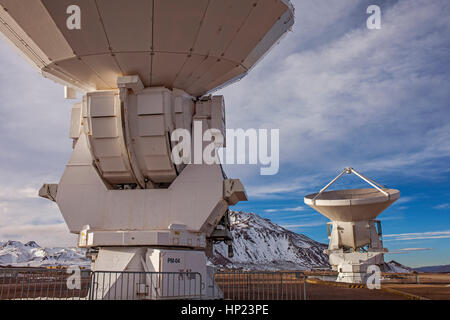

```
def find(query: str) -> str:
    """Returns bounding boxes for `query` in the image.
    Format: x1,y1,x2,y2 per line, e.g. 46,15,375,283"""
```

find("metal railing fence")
214,271,307,300
0,267,90,300
1,268,311,300
0,268,202,300
90,271,203,300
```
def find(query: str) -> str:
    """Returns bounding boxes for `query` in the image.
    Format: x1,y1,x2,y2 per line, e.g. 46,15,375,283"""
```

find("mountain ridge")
414,264,450,273
0,240,89,267
0,211,429,273
211,211,330,270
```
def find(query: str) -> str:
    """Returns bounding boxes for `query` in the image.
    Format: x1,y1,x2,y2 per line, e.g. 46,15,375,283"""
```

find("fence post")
199,273,203,300
303,274,307,300
89,272,94,300
280,273,283,300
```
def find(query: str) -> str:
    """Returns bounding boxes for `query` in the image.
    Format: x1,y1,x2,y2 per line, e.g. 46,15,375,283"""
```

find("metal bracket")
312,167,389,204
224,179,248,205
38,184,58,202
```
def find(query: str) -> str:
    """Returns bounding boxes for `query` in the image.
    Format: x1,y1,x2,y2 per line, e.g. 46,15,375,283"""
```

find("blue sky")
0,0,449,267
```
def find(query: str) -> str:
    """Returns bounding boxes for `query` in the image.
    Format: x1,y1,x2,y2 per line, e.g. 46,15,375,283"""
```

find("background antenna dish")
304,168,400,283
304,167,400,222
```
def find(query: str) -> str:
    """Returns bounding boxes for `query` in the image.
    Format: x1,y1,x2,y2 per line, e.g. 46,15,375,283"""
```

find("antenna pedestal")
326,220,387,283
329,250,385,283
88,247,221,300
40,84,247,299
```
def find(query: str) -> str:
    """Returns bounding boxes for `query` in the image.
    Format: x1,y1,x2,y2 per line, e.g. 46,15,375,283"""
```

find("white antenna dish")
304,167,400,222
0,0,294,95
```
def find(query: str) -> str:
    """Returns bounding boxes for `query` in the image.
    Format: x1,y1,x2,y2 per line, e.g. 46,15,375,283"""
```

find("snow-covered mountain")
383,260,414,273
211,211,330,270
0,212,416,273
414,264,450,273
0,240,89,267
0,211,329,270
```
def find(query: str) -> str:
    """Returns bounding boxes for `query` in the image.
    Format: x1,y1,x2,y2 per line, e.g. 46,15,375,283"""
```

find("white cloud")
433,203,450,210
0,201,7,214
264,206,306,213
281,221,327,229
0,176,66,246
0,36,72,247
395,197,414,205
221,0,450,187
242,173,323,199
247,183,303,198
389,247,433,254
384,230,450,241
0,187,39,201
379,215,404,221
0,223,77,247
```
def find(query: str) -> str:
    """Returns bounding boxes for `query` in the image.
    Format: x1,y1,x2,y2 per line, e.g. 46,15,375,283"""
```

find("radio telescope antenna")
1,0,295,299
305,168,400,283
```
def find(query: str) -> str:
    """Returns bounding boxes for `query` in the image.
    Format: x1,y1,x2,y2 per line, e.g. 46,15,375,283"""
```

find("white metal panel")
89,94,117,117
42,0,110,56
136,137,168,156
223,0,287,63
87,91,138,185
0,0,74,62
174,96,183,114
192,0,255,57
147,249,206,274
66,132,94,166
81,95,88,118
138,115,166,136
131,88,178,183
81,54,123,89
42,65,95,92
210,96,226,144
242,5,294,69
91,118,118,138
53,58,109,90
98,157,129,173
152,0,209,53
186,59,236,96
69,103,82,139
137,93,164,115
115,53,152,86
174,55,217,92
144,155,174,171
172,54,211,89
92,247,139,272
206,65,247,93
96,0,153,52
0,4,49,69
91,139,122,157
151,52,188,87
